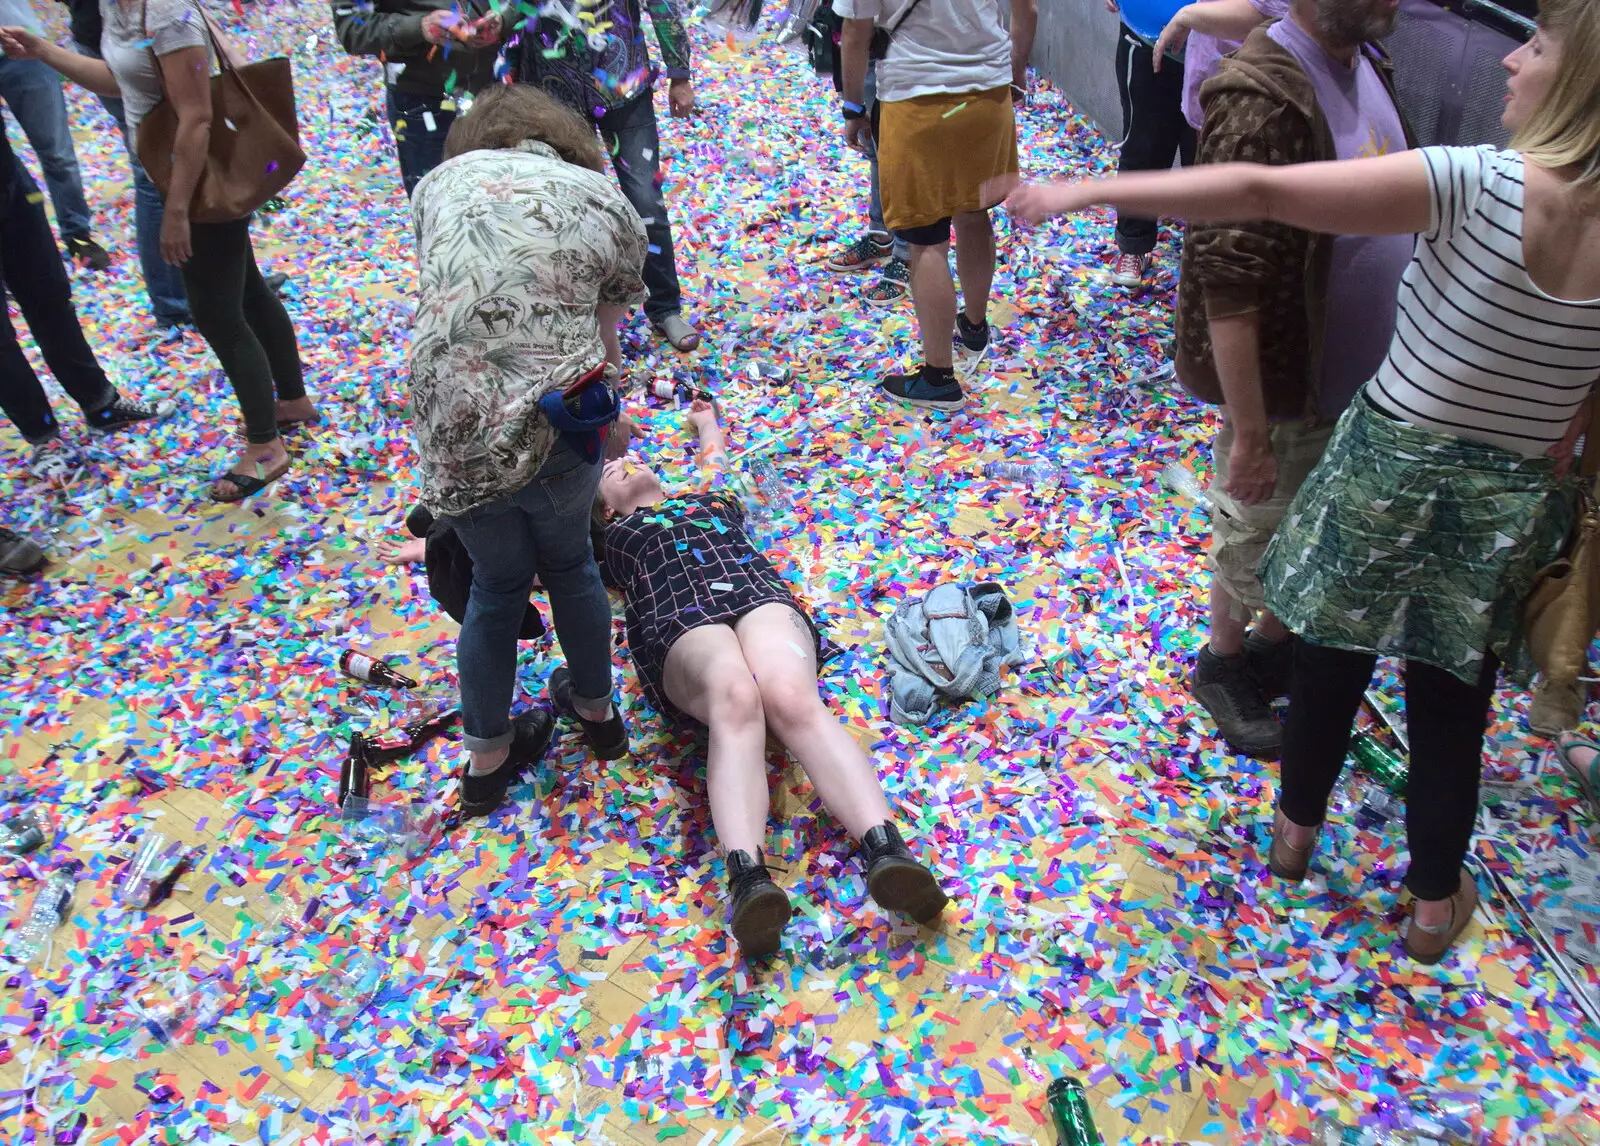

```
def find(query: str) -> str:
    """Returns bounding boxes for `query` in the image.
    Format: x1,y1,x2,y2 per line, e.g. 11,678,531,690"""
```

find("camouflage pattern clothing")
1261,397,1573,685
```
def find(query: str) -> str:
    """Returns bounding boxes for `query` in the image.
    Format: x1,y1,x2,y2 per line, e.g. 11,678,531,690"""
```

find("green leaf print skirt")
1260,395,1575,685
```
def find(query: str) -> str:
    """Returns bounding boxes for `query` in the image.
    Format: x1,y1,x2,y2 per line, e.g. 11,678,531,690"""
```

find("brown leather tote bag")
133,2,305,223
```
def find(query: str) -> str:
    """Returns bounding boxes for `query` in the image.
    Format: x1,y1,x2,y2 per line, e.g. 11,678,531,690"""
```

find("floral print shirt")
408,141,647,517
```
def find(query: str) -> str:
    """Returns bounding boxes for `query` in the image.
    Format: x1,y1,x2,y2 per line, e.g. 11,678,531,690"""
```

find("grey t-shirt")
100,0,212,136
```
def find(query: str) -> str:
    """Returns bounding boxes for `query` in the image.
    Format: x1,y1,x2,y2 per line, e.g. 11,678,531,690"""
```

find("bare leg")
952,210,994,327
733,603,891,838
662,624,772,856
906,241,956,370
1209,582,1251,657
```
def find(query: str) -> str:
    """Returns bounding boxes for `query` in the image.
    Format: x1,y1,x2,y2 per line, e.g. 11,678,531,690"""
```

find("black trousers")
1114,24,1195,256
594,89,682,322
1280,639,1499,901
180,218,305,444
0,144,113,443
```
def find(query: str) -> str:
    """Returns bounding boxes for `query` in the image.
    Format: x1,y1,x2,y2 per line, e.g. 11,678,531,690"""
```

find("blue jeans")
595,90,682,321
0,57,93,242
445,443,615,752
79,38,191,324
385,88,455,198
864,67,910,262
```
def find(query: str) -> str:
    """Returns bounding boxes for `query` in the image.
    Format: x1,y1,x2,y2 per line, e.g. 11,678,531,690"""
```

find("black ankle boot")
861,824,948,924
726,849,791,957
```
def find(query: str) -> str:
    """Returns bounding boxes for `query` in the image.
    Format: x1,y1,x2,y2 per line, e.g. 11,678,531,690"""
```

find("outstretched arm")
0,26,120,95
1009,150,1433,237
1154,0,1269,65
686,399,726,463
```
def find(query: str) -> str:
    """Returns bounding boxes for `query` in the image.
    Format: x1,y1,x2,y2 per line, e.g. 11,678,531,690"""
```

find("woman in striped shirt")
1006,0,1600,963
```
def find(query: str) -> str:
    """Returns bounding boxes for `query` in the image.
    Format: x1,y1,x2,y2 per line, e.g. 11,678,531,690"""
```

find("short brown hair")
442,84,607,172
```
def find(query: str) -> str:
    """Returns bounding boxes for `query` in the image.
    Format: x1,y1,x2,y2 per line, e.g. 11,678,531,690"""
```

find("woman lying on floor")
583,400,948,956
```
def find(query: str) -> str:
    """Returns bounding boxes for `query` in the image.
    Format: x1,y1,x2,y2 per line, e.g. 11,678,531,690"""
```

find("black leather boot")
726,849,791,957
861,824,948,924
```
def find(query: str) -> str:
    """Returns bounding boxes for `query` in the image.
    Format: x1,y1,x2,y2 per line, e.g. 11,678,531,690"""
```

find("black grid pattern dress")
601,485,822,716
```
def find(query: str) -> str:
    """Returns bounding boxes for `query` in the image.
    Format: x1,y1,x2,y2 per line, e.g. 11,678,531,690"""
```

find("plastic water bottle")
983,461,1058,484
1158,462,1208,505
8,865,78,963
340,795,442,863
135,973,226,1044
0,810,47,855
117,831,190,909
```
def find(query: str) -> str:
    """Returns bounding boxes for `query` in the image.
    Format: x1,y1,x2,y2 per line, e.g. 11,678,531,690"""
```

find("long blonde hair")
1513,0,1600,190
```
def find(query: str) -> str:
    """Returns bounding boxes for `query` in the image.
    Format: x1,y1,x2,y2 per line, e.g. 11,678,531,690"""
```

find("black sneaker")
0,527,47,576
87,394,177,435
459,710,555,817
1244,631,1295,701
826,232,893,273
861,824,947,924
1191,645,1283,759
878,365,964,411
862,256,909,307
726,849,791,957
548,666,628,759
956,313,991,356
66,236,111,270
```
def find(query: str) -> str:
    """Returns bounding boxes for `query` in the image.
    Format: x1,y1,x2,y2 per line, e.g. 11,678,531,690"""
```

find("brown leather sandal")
1404,869,1479,964
1266,809,1319,882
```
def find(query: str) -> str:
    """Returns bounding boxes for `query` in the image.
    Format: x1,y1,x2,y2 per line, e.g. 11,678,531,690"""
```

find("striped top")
1367,146,1600,456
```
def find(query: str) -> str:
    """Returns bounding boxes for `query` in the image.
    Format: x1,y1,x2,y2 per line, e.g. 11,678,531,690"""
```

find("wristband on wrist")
841,99,866,120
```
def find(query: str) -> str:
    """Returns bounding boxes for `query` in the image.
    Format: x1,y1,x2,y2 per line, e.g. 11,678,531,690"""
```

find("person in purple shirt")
1154,0,1288,130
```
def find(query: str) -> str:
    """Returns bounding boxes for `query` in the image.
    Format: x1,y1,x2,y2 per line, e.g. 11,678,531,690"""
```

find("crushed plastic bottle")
1352,785,1404,831
7,864,78,963
306,947,384,1029
983,461,1059,484
340,795,443,863
134,971,227,1044
0,809,47,855
1129,359,1177,387
1157,462,1208,505
116,831,191,908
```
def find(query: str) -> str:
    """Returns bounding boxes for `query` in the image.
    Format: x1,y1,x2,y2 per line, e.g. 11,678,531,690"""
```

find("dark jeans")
0,57,93,242
386,87,456,198
0,153,113,443
181,219,306,444
1280,639,1500,901
595,89,682,321
445,443,615,752
1114,24,1195,256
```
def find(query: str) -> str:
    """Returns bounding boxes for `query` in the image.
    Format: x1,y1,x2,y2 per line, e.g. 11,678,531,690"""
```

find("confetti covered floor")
3,5,1600,1144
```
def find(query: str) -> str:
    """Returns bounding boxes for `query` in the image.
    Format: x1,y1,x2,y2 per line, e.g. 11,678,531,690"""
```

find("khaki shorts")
1207,414,1336,611
877,86,1018,232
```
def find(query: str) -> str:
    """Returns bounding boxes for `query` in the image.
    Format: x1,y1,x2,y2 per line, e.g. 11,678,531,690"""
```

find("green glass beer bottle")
1046,1077,1104,1146
1350,731,1409,797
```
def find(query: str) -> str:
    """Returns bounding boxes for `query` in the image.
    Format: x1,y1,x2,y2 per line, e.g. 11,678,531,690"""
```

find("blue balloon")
1120,0,1185,43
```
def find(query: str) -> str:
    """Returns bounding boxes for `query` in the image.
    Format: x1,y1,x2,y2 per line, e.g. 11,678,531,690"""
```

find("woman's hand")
0,25,47,59
1153,6,1194,68
464,10,501,48
159,210,192,265
1006,180,1096,225
686,398,718,433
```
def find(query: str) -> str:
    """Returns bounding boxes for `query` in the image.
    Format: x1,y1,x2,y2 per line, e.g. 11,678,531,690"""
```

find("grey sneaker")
1192,645,1282,759
0,526,46,575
